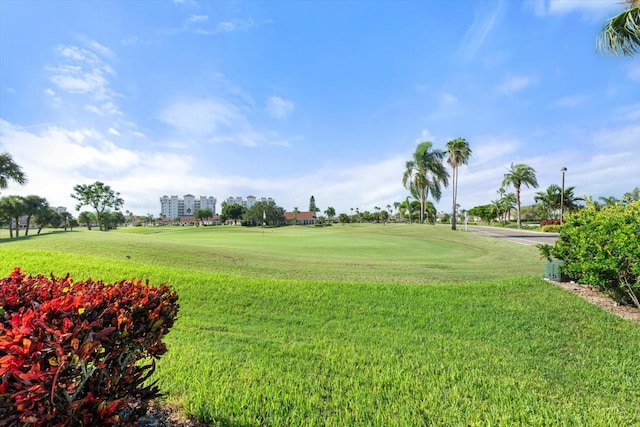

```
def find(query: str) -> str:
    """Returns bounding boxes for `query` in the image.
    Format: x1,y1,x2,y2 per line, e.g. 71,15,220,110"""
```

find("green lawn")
1,224,638,426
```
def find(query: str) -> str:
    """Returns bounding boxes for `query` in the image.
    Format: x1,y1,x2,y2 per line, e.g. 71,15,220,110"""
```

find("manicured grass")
0,224,544,284
1,225,638,425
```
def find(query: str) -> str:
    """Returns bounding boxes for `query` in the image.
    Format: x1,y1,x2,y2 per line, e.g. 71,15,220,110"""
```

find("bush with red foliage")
539,219,563,227
0,268,179,426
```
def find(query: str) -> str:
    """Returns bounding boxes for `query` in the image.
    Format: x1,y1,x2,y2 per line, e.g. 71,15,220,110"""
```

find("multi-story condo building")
224,196,274,209
160,194,217,218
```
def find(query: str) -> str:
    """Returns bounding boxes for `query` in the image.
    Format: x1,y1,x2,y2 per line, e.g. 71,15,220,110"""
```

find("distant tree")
535,184,562,219
244,200,285,226
195,208,213,224
338,213,350,225
597,0,640,56
622,186,640,206
78,211,96,229
220,202,246,225
469,204,497,225
111,211,126,229
33,207,61,234
324,206,336,222
445,137,472,230
502,163,538,228
598,195,620,207
22,195,49,236
59,211,75,231
71,181,124,231
0,152,27,191
292,207,300,225
379,210,389,224
0,195,26,238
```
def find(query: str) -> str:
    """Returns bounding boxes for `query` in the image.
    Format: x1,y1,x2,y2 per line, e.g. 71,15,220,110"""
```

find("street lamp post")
560,167,567,222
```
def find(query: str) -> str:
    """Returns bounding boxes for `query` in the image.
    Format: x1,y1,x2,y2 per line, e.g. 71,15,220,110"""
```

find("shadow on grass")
0,229,78,243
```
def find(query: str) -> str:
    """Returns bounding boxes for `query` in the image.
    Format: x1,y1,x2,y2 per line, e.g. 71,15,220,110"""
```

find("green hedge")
545,201,639,307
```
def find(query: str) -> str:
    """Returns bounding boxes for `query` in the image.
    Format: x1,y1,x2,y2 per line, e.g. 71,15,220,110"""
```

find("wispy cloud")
157,97,294,147
551,94,588,108
266,96,295,119
457,0,505,62
496,75,534,94
45,40,121,115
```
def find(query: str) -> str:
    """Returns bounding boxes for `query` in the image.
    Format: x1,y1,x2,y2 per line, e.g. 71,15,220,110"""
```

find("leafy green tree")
220,202,246,225
469,204,497,225
111,211,126,229
195,208,213,224
244,200,285,226
71,181,124,231
403,141,449,224
33,207,61,234
0,195,26,238
78,211,96,229
446,137,472,231
0,152,27,191
502,163,539,228
598,0,640,56
338,213,350,225
22,195,49,236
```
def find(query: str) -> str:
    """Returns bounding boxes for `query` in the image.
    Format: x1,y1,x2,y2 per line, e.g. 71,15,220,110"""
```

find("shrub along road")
468,225,559,246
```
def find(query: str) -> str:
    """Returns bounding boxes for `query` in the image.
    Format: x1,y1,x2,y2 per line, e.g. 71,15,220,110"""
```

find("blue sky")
1,0,638,216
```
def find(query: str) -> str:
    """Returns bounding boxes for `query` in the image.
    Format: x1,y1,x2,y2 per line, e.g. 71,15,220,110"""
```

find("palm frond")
597,4,640,56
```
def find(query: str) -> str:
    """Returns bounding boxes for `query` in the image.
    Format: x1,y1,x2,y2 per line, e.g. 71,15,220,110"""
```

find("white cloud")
189,14,208,23
158,98,247,136
266,96,295,119
537,0,619,16
108,128,120,136
497,75,534,94
416,129,436,143
46,41,120,114
216,19,255,33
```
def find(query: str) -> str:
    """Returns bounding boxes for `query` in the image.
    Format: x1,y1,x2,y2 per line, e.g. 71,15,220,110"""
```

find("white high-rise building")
160,194,217,218
224,195,274,208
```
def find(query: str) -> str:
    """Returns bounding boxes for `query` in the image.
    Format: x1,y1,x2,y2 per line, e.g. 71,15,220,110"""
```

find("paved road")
468,226,559,246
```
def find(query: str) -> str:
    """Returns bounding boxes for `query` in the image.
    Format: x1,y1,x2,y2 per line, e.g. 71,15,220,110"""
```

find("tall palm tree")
0,152,27,191
445,137,472,231
502,163,539,228
402,141,449,224
598,0,640,56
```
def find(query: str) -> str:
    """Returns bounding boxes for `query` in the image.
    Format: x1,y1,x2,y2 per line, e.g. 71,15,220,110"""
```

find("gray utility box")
544,260,569,282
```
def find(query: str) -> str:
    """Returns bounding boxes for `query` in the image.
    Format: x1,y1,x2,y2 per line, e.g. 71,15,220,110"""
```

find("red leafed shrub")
0,268,179,426
540,219,562,227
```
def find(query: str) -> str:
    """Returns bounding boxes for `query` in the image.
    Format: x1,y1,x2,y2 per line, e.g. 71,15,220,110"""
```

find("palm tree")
502,163,539,228
402,141,449,224
445,137,472,231
0,152,27,191
324,206,335,222
598,0,640,56
598,195,620,207
292,207,300,225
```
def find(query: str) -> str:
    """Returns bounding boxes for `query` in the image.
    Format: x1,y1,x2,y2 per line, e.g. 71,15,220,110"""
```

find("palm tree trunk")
516,187,522,228
451,166,458,230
